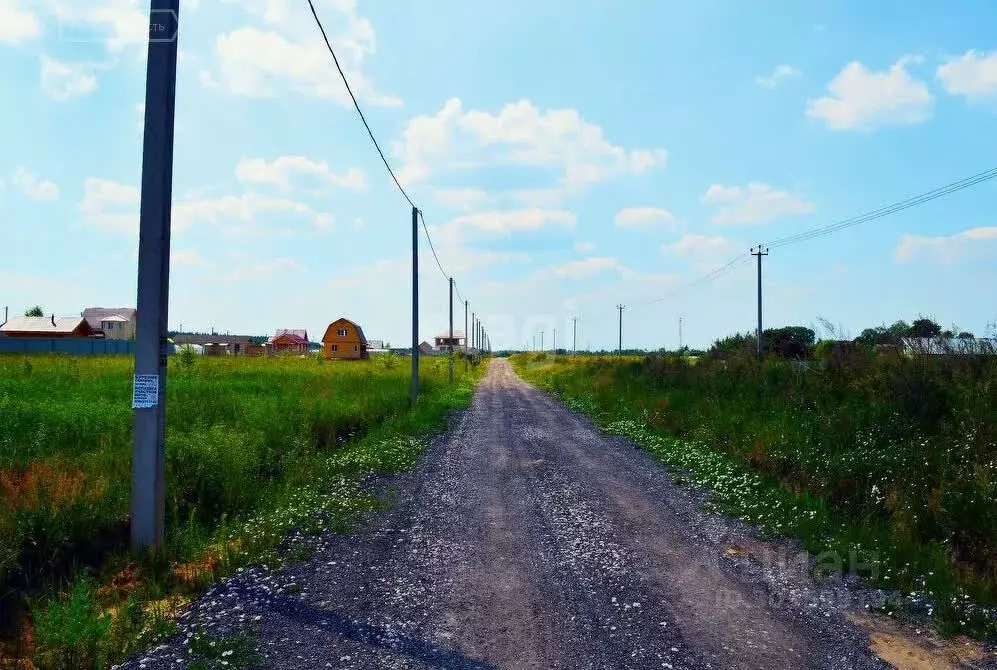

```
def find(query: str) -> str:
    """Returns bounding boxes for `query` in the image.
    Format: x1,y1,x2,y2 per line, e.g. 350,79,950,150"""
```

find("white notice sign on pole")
132,374,159,409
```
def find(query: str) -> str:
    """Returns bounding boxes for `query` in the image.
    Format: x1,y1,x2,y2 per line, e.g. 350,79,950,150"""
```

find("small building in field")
82,307,137,340
418,341,436,355
173,333,254,354
433,330,465,351
322,317,368,360
268,329,309,354
0,315,94,338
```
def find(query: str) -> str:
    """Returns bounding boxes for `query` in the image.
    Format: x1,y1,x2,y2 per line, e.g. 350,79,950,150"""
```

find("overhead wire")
306,0,416,210
763,167,997,250
309,0,482,335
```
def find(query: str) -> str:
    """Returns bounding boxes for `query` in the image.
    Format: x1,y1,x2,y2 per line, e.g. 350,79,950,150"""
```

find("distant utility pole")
448,277,454,384
679,316,683,350
572,317,577,354
616,304,625,355
132,0,180,553
540,330,544,352
471,312,475,351
411,206,420,405
464,300,469,371
751,246,769,358
552,328,556,354
532,334,536,351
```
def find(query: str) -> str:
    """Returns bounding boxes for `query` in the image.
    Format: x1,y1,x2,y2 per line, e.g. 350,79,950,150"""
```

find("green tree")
910,317,942,338
24,305,44,317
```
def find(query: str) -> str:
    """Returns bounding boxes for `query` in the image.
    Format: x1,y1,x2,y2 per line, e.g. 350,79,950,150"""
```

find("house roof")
322,318,367,345
83,307,136,330
101,315,130,323
174,334,253,345
433,330,465,339
269,329,308,344
0,316,91,334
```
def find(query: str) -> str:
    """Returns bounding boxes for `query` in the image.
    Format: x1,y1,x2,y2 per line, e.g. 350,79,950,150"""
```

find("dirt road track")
126,359,890,669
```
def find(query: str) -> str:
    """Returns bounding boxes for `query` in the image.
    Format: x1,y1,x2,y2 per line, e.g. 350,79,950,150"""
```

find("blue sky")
1,0,996,350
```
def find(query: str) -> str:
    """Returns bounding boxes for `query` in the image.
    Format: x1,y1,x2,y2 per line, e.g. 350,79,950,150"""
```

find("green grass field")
0,352,481,668
512,351,997,640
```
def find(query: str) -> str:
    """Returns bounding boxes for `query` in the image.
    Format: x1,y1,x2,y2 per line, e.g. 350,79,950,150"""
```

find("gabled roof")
433,330,465,339
0,316,92,335
269,329,308,344
82,307,136,330
322,317,367,345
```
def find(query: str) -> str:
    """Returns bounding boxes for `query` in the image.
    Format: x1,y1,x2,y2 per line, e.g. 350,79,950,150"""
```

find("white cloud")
937,50,997,101
433,188,489,210
806,57,932,130
0,0,40,43
574,241,595,253
220,257,303,284
447,208,576,235
894,226,997,264
40,56,97,100
235,155,366,192
173,193,333,233
79,177,333,235
44,0,151,52
701,182,814,225
171,249,212,269
544,257,621,280
394,97,666,190
756,64,801,88
206,1,399,106
80,178,140,234
12,167,59,200
663,233,738,260
614,207,675,229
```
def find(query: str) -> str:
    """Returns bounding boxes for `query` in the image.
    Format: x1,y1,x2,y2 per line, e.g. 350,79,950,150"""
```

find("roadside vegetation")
511,319,997,640
0,352,481,668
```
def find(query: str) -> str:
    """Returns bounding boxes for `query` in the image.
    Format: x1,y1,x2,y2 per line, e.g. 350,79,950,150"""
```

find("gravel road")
126,359,894,669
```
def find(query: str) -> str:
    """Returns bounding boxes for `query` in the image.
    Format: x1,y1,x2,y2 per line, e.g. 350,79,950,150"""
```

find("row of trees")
709,316,983,360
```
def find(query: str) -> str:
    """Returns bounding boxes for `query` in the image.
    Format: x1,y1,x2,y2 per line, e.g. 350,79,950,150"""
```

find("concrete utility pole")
751,246,769,358
471,312,475,351
617,304,625,355
464,300,469,371
679,316,683,351
131,0,180,553
448,277,454,384
411,206,420,405
572,317,577,354
552,328,556,354
540,330,544,352
532,334,536,351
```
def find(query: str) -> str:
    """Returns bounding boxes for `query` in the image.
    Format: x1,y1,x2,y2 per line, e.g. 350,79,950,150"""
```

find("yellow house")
321,317,369,360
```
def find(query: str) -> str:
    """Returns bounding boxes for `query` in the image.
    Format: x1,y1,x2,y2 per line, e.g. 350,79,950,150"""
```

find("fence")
0,337,175,355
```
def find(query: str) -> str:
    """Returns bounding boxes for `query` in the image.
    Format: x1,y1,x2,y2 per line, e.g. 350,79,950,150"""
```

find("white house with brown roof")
83,307,137,340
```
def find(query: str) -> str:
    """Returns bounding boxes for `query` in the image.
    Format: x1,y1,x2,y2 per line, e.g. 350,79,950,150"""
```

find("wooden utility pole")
448,277,454,384
751,246,769,358
410,206,419,404
132,0,180,552
616,304,625,355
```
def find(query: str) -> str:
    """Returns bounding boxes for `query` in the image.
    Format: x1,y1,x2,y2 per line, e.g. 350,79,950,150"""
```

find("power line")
418,210,450,282
764,167,997,250
306,0,416,209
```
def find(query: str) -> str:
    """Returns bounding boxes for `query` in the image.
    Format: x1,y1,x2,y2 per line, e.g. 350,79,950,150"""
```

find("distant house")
0,315,94,338
366,339,385,351
268,329,309,354
321,318,368,360
418,341,435,355
433,330,465,351
173,333,254,355
83,307,137,340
